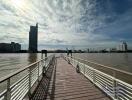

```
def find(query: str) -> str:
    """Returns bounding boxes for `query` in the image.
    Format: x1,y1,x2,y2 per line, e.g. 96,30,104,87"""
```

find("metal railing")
0,55,55,100
65,56,132,100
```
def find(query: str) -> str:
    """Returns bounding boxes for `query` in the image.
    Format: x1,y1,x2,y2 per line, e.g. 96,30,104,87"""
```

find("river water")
72,53,132,84
0,53,54,78
73,53,132,73
0,53,132,78
0,53,132,93
0,53,54,93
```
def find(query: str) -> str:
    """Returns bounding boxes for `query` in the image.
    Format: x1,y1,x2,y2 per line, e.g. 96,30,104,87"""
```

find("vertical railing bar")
113,78,118,100
65,56,132,100
40,59,43,75
41,60,43,75
42,58,45,76
93,69,96,83
113,71,118,100
37,62,39,82
84,63,85,75
5,78,11,100
74,57,75,66
28,67,31,98
0,55,56,100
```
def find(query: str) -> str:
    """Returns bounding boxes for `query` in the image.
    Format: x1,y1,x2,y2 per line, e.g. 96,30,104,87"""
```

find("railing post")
113,79,118,100
93,70,96,83
83,64,85,75
43,58,46,76
112,71,118,100
74,58,76,66
38,62,40,82
28,68,31,98
68,57,70,64
42,58,44,67
5,78,11,100
73,57,75,66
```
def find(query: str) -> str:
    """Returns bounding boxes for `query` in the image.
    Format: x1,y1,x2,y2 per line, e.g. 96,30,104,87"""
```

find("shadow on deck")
31,57,111,100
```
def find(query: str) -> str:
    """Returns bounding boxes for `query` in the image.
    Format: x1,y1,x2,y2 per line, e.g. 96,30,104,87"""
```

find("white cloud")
0,0,132,49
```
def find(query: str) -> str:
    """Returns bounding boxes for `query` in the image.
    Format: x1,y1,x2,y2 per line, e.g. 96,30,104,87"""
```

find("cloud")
0,0,132,49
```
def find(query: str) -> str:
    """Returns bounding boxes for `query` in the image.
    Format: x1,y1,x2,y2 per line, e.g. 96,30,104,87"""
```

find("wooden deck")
32,57,111,100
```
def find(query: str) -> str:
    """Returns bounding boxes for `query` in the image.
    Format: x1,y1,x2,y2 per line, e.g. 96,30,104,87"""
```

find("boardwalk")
32,57,111,100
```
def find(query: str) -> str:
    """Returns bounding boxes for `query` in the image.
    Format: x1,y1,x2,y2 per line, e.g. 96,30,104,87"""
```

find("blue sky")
0,0,132,50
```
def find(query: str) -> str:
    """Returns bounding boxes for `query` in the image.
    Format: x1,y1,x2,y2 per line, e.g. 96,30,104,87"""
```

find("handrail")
0,55,53,83
66,56,132,100
0,60,40,83
0,54,55,100
71,56,132,76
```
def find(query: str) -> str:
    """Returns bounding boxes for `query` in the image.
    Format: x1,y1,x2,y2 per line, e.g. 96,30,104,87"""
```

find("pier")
0,54,132,100
32,57,110,100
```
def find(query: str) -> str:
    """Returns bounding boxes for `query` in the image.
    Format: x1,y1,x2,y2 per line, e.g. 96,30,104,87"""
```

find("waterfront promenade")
32,57,110,100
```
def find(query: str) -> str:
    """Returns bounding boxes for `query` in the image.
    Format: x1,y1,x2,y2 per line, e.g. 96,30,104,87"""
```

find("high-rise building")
122,42,127,51
117,41,128,51
29,23,38,53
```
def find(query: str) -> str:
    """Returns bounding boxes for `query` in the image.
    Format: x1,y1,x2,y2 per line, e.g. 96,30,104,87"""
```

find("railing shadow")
31,57,57,100
47,57,57,100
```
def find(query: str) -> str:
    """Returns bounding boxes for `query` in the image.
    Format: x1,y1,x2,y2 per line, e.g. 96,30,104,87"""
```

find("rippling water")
0,53,53,78
72,53,132,85
73,53,132,73
0,53,132,93
0,53,132,79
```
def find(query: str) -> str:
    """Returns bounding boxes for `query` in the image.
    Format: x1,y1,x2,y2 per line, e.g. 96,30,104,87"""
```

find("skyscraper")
122,42,127,51
29,23,38,53
117,41,128,51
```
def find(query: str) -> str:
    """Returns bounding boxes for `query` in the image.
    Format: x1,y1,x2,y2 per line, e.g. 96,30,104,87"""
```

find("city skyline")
0,0,132,50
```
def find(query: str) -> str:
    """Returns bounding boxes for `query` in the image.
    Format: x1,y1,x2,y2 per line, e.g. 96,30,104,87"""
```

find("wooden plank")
32,57,111,100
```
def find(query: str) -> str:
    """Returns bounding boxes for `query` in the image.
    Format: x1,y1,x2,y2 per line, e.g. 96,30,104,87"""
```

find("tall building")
122,42,128,51
117,41,128,51
29,23,38,53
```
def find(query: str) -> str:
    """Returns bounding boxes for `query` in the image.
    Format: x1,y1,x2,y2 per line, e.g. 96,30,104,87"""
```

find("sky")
0,0,132,50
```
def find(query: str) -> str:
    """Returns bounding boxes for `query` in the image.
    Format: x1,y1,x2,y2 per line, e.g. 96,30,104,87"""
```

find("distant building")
117,41,128,51
86,48,90,53
106,48,116,52
29,23,38,53
0,42,21,52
